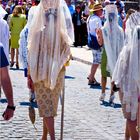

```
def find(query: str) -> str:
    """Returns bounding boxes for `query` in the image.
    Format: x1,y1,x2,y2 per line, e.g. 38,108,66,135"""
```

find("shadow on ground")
100,101,121,108
0,98,38,108
65,75,75,79
90,85,109,90
19,101,38,108
0,98,7,103
10,68,24,71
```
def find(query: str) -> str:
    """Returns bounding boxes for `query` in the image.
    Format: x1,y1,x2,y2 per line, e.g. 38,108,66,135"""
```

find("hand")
111,81,120,92
27,75,34,92
2,107,15,121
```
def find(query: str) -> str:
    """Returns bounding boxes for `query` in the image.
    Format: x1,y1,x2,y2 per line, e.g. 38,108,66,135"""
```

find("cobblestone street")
0,57,125,140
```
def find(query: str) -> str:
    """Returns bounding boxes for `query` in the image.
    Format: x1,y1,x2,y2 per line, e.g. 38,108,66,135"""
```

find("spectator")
72,4,87,47
115,1,126,27
65,0,75,16
114,0,125,11
87,3,103,86
9,5,26,69
27,0,74,139
88,0,96,15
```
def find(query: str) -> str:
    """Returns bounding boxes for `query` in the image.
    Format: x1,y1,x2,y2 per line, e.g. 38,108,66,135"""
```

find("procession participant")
97,4,124,104
27,0,74,139
87,3,103,86
0,5,10,61
112,11,140,140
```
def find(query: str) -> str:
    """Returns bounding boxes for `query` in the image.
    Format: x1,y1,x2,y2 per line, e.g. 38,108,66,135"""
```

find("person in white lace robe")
27,0,74,139
112,11,140,140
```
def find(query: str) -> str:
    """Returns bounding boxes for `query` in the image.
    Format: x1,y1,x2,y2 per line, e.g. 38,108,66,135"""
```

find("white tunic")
112,12,140,120
102,5,124,75
0,18,10,62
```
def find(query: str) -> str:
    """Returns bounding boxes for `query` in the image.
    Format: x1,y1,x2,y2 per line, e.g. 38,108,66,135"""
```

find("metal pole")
60,74,65,140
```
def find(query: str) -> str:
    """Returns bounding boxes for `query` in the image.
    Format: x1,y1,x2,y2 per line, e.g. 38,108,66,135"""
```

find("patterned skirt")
34,67,65,117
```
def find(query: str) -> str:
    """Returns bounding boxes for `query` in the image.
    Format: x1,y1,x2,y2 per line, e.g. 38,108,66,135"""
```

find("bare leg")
127,119,139,140
44,117,55,140
109,77,115,103
110,77,114,97
10,48,15,65
101,76,107,93
88,64,99,82
125,120,130,140
99,76,106,101
16,48,19,66
42,118,48,140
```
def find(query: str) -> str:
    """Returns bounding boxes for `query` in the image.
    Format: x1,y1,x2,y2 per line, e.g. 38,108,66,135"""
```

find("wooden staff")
60,74,65,140
137,96,140,139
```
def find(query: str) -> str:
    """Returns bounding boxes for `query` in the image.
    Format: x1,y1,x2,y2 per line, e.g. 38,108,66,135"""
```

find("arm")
0,67,15,120
0,46,15,120
1,67,14,106
96,28,103,46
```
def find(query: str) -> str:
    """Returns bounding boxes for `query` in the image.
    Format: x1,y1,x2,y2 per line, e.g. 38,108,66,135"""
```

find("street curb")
72,56,92,65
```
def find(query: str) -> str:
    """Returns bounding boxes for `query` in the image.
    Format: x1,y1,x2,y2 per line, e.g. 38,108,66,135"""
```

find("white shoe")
99,93,106,101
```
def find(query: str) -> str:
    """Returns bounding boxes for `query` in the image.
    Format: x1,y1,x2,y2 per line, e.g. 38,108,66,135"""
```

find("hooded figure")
98,4,124,104
102,4,124,75
27,0,74,139
28,0,74,89
112,11,140,140
112,11,140,121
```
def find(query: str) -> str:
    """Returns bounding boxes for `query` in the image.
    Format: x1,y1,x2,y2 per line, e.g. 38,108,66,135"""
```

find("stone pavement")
70,46,93,65
0,46,125,140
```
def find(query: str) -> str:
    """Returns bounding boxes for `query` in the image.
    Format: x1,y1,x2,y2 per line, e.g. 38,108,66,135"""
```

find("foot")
88,80,100,86
109,95,115,106
16,64,19,69
10,62,14,67
99,93,106,101
41,135,47,140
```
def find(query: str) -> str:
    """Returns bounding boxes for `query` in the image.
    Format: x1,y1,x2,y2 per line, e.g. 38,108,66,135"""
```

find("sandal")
10,62,14,67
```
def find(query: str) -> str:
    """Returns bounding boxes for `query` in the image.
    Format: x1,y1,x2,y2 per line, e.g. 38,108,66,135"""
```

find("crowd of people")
0,0,140,140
